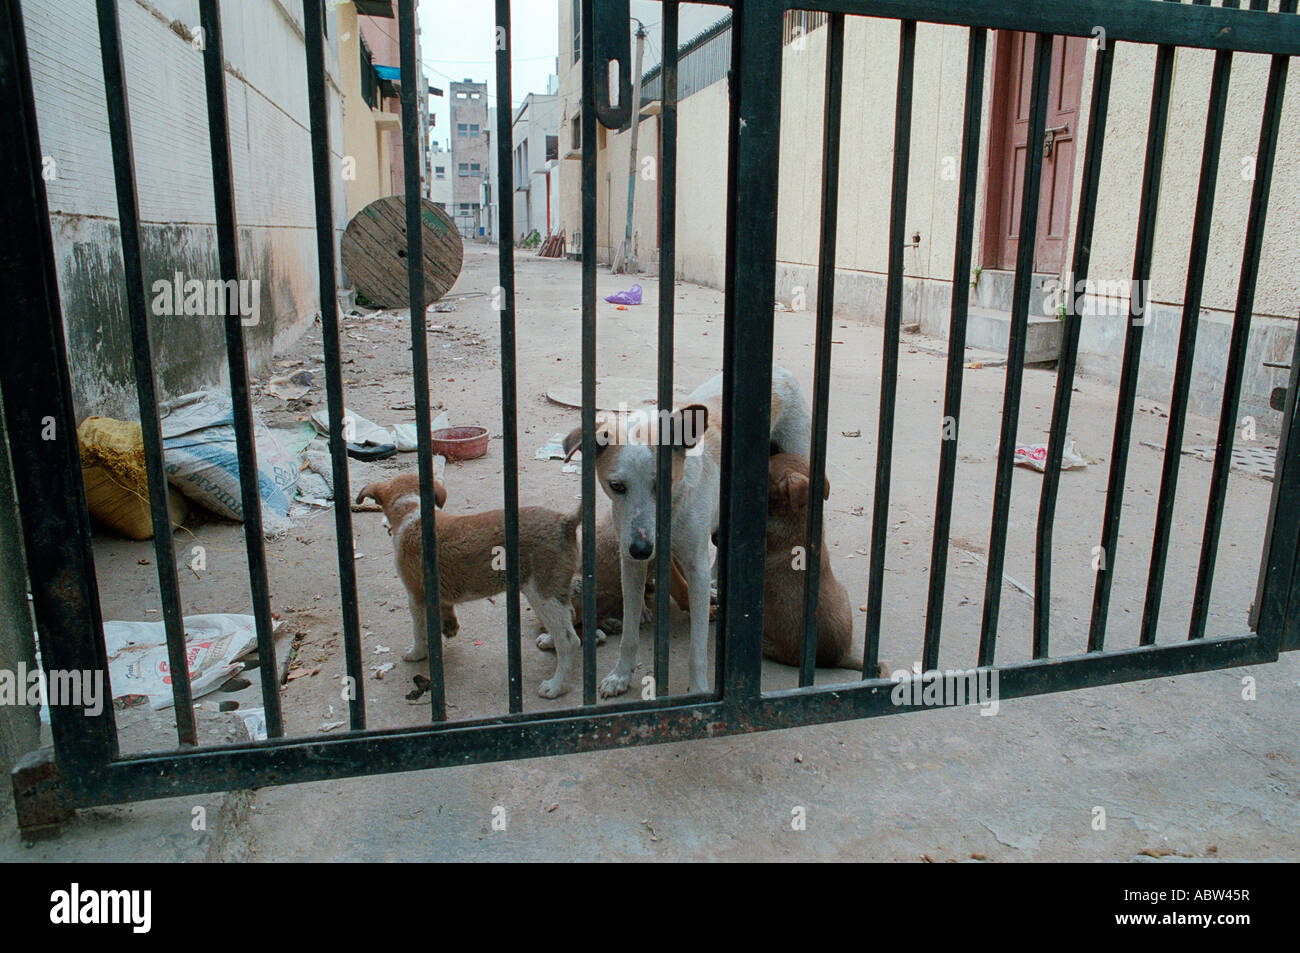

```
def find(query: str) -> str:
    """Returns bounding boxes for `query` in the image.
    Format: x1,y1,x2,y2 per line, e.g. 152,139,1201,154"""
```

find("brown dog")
763,453,853,668
354,473,583,698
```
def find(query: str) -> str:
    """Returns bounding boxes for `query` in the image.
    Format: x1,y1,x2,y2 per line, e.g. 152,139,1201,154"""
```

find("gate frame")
3,0,1300,837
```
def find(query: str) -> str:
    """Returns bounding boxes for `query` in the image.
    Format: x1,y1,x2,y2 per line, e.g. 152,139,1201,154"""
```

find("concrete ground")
4,247,1298,861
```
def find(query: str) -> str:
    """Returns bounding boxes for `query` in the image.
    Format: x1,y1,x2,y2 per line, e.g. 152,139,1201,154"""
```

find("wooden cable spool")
340,196,463,309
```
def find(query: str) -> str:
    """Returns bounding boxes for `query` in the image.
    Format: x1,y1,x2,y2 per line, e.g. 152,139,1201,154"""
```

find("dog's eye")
609,480,627,494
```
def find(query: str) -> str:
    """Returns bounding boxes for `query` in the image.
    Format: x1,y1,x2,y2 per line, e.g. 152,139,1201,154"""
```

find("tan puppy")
763,453,852,668
354,473,583,698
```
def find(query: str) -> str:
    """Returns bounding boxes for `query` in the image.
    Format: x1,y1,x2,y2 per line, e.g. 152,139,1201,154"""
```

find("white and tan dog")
563,366,811,696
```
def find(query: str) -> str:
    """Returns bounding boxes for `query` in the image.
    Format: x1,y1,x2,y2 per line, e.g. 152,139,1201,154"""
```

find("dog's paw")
709,603,718,622
403,645,429,663
599,617,622,636
598,671,631,698
537,677,568,699
640,602,654,625
536,631,555,652
594,627,608,645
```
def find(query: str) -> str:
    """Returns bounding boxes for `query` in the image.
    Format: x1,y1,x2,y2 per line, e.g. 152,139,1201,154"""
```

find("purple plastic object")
604,284,642,305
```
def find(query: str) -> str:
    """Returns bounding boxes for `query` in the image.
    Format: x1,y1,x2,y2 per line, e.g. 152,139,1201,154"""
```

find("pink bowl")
430,425,489,461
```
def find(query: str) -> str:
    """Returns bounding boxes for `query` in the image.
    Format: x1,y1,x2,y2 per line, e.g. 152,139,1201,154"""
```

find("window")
459,203,470,212
359,40,379,110
457,123,468,136
470,162,481,176
572,0,581,63
456,91,468,99
546,134,558,163
571,112,581,151
469,123,480,135
434,166,445,179
458,163,469,177
470,92,481,100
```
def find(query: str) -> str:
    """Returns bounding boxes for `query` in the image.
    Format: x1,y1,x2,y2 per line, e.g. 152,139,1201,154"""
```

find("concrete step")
971,268,1060,318
966,305,1063,363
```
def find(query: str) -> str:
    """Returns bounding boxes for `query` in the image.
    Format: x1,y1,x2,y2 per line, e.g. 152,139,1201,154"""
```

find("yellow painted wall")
337,3,388,218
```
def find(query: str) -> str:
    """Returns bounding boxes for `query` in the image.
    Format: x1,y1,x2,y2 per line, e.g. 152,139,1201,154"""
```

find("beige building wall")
559,10,1299,419
556,0,583,256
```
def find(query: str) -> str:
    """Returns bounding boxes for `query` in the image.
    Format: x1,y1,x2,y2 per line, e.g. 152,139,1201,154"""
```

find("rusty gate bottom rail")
13,631,1270,825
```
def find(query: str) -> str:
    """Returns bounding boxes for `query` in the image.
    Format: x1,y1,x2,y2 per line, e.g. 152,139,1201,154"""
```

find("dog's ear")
822,472,831,501
668,403,708,452
355,482,381,507
433,480,448,509
770,470,811,512
562,426,584,461
562,423,611,462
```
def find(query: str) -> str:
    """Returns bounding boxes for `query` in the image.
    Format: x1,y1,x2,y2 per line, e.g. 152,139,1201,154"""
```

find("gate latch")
593,0,632,130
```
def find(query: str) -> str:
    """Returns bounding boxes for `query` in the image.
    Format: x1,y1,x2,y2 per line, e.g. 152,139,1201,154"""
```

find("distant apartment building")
484,106,498,243
511,87,560,245
450,79,489,238
427,139,453,210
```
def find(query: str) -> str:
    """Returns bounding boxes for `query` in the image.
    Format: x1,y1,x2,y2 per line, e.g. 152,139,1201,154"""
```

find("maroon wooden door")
983,32,1087,274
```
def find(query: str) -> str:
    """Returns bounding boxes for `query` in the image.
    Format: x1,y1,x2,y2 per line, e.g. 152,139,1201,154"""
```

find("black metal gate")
2,0,1299,836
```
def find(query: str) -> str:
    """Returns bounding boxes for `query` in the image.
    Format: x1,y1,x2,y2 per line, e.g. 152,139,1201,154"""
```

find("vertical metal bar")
921,25,986,674
97,0,196,744
1196,0,1294,643
720,0,783,702
1258,310,1300,651
195,0,284,738
1034,36,1114,658
494,0,524,714
397,0,447,721
1087,36,1177,653
0,0,119,772
713,2,746,694
1139,2,1238,647
799,11,845,688
301,0,365,728
977,32,1053,667
1258,316,1300,642
580,0,599,705
653,1,679,694
863,19,915,675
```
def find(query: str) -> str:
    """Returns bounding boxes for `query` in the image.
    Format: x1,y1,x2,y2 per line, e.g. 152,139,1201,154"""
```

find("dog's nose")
629,537,654,560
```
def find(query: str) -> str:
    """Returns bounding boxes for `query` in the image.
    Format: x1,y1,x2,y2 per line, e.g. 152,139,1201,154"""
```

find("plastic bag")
604,284,642,305
104,613,270,710
1014,438,1087,472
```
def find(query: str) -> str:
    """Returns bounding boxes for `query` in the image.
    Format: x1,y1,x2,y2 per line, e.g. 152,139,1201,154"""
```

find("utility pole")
614,19,647,274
